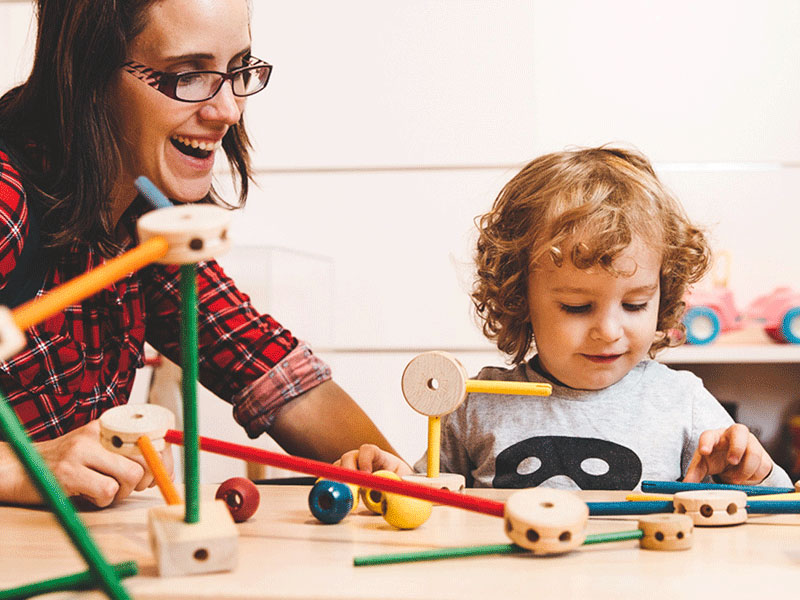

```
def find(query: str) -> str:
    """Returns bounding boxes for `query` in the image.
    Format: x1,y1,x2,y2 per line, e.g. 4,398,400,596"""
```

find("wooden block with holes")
672,490,748,526
402,473,465,492
503,488,588,555
148,500,238,577
638,514,694,550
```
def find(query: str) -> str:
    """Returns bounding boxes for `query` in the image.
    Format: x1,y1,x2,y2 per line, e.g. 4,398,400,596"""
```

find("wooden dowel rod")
0,561,137,600
427,416,440,478
464,380,551,396
164,430,506,518
626,493,673,502
179,264,200,524
353,530,644,566
12,237,169,331
641,480,793,496
587,501,673,515
136,436,181,505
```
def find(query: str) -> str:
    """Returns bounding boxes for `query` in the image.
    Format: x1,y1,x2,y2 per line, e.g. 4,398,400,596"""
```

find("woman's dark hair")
0,0,254,255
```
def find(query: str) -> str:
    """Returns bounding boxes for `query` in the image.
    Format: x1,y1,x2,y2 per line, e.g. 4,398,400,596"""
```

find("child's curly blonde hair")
472,146,711,364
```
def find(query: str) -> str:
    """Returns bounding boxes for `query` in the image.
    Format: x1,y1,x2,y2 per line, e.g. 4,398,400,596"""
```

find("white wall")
3,0,800,479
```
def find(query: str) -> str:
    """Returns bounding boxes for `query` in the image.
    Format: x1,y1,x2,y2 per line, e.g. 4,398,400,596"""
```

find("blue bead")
308,480,354,524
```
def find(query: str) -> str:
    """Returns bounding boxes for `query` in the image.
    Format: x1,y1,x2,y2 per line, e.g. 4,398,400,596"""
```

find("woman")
0,0,396,506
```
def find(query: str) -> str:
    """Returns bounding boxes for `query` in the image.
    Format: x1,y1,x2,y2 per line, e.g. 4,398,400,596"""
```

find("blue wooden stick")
133,176,172,209
588,501,673,516
642,480,793,496
746,500,800,514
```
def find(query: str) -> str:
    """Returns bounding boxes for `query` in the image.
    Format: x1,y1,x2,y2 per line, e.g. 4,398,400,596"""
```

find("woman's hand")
0,420,173,507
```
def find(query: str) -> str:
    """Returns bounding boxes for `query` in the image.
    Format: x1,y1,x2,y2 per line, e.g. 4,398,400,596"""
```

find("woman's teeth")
170,135,221,159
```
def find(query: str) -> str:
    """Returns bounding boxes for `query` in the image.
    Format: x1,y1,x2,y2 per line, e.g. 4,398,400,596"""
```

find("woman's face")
111,0,251,208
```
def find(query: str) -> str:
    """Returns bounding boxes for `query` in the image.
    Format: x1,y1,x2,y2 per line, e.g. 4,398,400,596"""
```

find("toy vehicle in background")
683,286,800,345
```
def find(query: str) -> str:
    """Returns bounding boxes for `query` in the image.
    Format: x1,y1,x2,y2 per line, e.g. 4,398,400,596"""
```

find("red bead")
215,477,260,522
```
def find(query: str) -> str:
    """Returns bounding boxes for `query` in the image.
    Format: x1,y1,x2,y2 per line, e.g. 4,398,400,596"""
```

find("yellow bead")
361,470,402,514
381,492,432,529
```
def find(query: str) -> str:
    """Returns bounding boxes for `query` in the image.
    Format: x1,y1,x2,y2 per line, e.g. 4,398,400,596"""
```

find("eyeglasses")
122,55,272,102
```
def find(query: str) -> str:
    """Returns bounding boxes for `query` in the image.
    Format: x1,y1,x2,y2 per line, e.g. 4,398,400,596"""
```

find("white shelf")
659,328,800,364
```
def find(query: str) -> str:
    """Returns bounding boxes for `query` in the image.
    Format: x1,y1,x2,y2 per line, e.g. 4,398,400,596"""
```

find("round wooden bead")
137,204,231,264
672,490,748,526
316,478,359,511
504,488,589,555
99,404,175,457
361,470,402,514
638,514,694,551
402,473,466,493
215,477,260,523
381,492,432,529
401,351,469,417
308,480,354,524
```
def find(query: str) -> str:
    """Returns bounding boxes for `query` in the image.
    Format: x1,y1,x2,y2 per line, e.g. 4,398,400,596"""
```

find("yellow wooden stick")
747,492,800,501
464,380,552,396
12,237,169,331
427,416,441,478
136,435,181,506
626,493,674,501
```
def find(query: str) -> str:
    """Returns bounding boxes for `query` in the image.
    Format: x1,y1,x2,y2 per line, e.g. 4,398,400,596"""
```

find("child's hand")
684,424,773,485
335,444,414,476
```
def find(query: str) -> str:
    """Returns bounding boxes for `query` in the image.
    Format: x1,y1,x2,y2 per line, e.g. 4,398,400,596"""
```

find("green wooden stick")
179,263,200,524
353,529,644,566
0,561,137,600
0,395,131,599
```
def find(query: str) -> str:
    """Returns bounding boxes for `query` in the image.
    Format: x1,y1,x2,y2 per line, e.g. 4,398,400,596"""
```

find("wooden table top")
1,486,800,599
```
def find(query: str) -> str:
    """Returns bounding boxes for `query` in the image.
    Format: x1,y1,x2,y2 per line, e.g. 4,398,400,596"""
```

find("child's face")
527,238,661,390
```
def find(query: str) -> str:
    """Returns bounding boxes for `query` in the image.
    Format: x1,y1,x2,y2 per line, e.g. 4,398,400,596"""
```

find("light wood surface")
2,486,800,599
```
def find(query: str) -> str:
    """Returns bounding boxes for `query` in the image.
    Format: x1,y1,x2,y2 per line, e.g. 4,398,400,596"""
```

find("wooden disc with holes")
99,404,176,457
402,473,466,493
137,204,231,264
401,351,469,417
504,488,589,555
638,514,694,550
672,490,748,526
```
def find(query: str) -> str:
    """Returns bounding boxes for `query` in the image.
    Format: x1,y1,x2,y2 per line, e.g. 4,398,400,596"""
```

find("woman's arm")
269,379,398,463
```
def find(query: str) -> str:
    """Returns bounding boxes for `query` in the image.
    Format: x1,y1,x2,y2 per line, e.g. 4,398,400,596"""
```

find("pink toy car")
683,286,800,345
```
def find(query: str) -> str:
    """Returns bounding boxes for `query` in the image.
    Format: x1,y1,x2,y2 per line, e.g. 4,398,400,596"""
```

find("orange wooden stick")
136,435,181,506
12,237,169,331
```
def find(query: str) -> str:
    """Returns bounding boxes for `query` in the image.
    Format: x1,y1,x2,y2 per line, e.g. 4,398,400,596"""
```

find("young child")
339,146,792,490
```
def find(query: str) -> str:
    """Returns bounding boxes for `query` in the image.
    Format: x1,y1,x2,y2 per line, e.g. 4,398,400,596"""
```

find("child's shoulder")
633,359,706,392
473,361,543,383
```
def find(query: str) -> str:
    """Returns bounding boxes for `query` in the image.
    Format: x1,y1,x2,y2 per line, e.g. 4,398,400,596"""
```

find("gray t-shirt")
414,358,791,490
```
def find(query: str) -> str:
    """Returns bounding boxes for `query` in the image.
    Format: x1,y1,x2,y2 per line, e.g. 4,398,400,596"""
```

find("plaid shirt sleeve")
141,259,331,437
0,151,27,291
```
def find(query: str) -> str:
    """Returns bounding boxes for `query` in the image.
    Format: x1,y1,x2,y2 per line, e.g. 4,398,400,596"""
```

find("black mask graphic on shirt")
493,436,642,490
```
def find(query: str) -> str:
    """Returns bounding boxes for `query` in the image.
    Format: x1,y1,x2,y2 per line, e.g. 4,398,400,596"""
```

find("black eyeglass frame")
121,55,272,102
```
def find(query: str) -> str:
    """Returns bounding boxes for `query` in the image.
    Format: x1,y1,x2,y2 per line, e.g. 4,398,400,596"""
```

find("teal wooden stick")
179,263,200,524
642,480,793,496
587,501,673,515
0,395,131,600
353,530,644,566
0,561,137,600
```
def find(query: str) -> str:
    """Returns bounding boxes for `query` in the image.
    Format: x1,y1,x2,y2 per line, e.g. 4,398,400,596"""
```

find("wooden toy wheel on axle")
99,404,175,457
503,488,589,555
137,204,232,264
638,514,694,550
401,351,469,418
672,490,747,526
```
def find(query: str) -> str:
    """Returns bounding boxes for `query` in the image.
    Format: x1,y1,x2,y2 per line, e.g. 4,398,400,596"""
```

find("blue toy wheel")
684,306,721,345
308,479,354,524
779,307,800,344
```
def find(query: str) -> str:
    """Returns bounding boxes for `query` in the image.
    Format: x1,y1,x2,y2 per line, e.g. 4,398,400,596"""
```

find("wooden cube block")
148,500,238,576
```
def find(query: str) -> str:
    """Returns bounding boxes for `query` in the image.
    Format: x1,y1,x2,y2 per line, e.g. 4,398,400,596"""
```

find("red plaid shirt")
0,149,331,441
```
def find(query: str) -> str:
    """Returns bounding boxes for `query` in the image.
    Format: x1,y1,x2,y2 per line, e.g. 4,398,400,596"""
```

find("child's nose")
590,311,623,342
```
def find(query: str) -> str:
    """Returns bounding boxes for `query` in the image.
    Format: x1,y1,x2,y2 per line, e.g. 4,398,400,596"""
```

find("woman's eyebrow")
161,47,251,64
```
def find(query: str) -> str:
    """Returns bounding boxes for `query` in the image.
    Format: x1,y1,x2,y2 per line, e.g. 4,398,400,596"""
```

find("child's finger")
720,424,750,465
336,450,360,470
683,452,709,482
696,428,723,456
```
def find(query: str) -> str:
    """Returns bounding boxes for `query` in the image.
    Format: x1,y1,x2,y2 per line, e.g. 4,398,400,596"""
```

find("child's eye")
623,302,648,312
560,304,591,314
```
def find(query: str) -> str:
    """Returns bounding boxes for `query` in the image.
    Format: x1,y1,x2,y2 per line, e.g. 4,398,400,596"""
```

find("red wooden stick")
165,430,505,518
